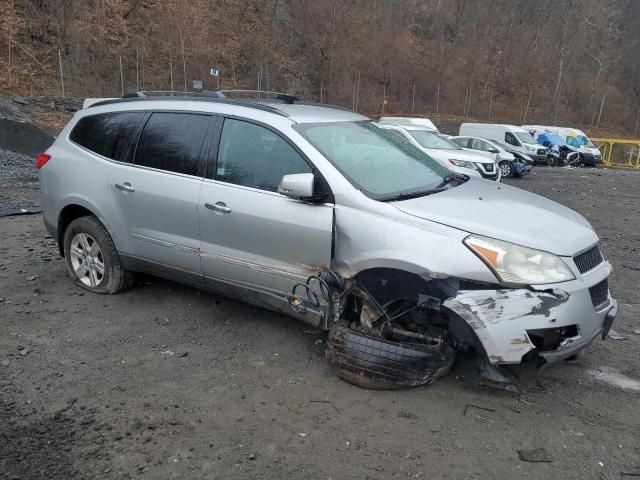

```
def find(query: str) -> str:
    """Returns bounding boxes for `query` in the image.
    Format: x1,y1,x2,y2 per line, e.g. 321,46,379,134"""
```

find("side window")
470,138,488,150
505,132,519,146
133,113,210,176
215,118,312,192
70,112,145,162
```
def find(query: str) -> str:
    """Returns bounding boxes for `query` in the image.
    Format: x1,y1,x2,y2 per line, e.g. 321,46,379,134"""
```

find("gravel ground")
1,167,639,479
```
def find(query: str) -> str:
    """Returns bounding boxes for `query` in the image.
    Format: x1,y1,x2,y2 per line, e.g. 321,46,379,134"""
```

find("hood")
394,179,597,256
425,148,496,164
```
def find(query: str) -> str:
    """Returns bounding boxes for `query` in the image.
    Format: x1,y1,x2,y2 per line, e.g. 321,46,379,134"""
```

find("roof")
83,96,368,124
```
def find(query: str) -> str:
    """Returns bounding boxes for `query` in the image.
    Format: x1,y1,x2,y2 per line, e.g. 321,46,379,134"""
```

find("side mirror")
487,148,499,154
278,173,314,199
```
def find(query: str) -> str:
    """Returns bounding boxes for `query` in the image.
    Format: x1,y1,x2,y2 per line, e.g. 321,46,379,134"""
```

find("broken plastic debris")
608,329,626,340
161,350,175,356
517,448,553,463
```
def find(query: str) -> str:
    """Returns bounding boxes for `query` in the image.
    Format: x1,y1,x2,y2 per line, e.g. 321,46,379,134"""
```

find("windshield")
295,121,450,200
515,131,536,144
408,130,461,150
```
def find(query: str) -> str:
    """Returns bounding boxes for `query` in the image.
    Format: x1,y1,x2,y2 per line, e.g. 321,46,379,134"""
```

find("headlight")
449,159,477,170
464,234,575,284
525,144,535,151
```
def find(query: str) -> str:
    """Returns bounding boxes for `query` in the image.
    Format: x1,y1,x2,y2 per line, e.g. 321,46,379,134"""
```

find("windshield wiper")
433,172,468,190
379,173,468,202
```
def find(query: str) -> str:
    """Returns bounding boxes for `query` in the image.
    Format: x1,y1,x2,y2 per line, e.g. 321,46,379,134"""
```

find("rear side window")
70,112,145,162
133,113,210,176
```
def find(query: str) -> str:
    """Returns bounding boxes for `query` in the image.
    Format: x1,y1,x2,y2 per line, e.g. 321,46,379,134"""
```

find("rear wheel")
499,161,513,178
63,216,132,294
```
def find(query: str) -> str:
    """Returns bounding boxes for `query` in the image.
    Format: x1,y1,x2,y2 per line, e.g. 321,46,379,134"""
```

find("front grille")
589,279,609,309
537,148,547,156
574,245,603,274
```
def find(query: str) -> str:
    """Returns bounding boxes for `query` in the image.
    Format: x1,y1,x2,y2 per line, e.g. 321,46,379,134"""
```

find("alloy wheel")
69,233,105,287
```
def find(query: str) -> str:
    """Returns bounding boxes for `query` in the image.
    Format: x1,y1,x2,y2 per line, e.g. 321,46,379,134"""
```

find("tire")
63,215,132,294
498,161,513,178
325,324,457,389
546,156,557,167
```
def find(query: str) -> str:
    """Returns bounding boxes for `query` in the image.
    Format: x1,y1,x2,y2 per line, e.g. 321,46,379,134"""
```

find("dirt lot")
1,167,639,480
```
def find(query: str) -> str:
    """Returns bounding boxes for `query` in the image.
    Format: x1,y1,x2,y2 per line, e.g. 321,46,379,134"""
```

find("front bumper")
443,262,615,364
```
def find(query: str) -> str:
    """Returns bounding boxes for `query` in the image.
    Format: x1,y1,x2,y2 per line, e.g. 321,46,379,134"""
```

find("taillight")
36,153,51,169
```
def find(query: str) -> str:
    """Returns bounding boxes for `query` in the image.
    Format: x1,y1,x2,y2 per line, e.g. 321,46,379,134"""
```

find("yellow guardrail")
591,138,640,168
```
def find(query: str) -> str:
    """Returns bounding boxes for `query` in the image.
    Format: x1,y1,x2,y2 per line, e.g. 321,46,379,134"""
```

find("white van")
522,125,602,165
459,123,548,165
379,116,439,132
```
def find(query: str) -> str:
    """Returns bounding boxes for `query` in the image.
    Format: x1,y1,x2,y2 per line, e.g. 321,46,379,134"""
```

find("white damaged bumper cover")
443,263,617,364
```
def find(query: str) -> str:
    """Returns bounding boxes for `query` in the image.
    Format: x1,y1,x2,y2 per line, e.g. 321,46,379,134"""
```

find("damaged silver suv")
38,91,617,389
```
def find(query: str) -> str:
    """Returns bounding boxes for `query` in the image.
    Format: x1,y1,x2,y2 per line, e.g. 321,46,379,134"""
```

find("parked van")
379,116,439,132
459,123,548,165
523,125,602,165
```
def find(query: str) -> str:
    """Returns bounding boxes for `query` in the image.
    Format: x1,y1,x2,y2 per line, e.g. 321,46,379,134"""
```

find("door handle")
205,202,231,214
115,182,135,193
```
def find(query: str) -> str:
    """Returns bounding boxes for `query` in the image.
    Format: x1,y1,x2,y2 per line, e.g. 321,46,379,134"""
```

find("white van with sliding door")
459,123,548,165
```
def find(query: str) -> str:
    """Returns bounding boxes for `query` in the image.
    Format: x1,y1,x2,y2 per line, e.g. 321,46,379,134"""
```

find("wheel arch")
57,200,111,257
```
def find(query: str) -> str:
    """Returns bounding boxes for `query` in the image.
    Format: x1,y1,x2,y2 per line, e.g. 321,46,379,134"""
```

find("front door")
197,118,333,302
110,112,214,284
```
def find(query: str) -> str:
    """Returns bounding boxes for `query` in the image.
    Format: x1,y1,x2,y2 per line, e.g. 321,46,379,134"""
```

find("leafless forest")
1,0,639,132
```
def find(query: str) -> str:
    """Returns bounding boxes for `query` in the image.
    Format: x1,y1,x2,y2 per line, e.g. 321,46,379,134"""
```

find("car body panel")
393,179,597,256
198,179,334,294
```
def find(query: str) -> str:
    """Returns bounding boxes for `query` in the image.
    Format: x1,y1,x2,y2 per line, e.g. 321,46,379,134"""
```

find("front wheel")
546,156,557,167
498,161,513,178
63,215,132,294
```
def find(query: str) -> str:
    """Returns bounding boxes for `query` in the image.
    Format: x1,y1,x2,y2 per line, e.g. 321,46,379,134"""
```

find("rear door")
197,117,334,299
109,112,213,284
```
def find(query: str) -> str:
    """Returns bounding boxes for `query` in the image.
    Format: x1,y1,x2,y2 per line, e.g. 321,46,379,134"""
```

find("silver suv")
38,93,617,388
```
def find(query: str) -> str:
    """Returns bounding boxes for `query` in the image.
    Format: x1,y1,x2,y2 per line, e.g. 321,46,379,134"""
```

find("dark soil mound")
0,118,54,156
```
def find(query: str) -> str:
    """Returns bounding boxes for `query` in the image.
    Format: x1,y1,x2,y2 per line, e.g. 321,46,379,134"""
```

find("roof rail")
217,90,298,104
123,90,225,98
87,96,292,117
123,89,298,103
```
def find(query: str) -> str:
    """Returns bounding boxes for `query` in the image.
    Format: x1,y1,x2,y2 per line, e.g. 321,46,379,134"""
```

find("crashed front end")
444,266,617,365
290,246,616,389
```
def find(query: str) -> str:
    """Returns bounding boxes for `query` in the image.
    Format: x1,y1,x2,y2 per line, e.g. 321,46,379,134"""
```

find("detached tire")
326,324,456,389
63,215,132,294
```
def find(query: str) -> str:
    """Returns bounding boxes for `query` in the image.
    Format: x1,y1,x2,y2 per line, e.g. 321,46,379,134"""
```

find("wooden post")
178,26,187,92
523,89,533,124
169,48,174,92
119,55,124,96
488,92,493,120
596,93,607,127
355,71,361,112
411,82,416,114
136,47,139,91
58,50,65,98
